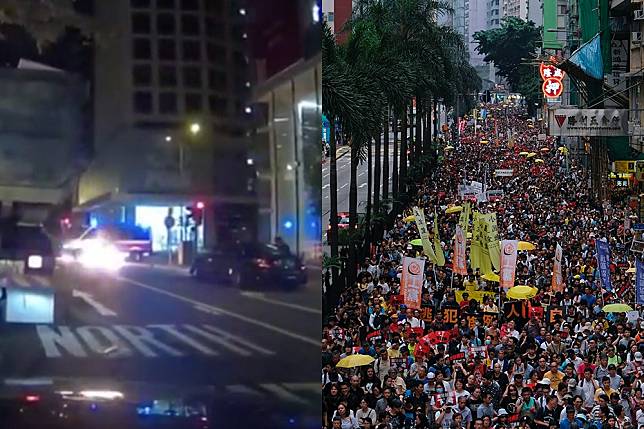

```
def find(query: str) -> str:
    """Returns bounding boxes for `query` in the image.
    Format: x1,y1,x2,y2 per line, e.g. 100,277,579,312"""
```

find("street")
0,261,320,426
322,141,396,233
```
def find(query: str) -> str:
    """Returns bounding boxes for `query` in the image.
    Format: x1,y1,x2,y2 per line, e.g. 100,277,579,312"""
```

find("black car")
189,242,307,288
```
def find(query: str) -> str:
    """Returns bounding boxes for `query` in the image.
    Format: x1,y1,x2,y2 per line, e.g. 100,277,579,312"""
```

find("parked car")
190,242,307,288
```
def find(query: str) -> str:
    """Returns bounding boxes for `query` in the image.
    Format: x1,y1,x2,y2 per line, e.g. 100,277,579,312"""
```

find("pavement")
322,140,396,234
0,260,320,427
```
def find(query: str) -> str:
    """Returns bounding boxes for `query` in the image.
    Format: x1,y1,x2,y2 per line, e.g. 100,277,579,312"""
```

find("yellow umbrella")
626,267,636,274
602,303,633,313
445,145,454,150
480,140,489,144
540,147,550,152
519,152,529,156
527,152,537,158
482,272,500,282
557,147,569,154
506,285,538,300
445,206,463,214
517,241,536,251
336,354,375,368
534,159,544,163
403,215,416,222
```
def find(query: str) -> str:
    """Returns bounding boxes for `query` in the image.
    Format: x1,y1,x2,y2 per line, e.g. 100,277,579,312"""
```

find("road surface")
322,141,396,233
0,261,320,427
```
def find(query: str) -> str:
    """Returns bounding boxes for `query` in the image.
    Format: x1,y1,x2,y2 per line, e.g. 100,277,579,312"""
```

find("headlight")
27,255,43,269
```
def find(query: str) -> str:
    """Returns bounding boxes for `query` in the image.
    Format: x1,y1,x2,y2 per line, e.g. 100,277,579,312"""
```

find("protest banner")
596,239,613,291
413,206,437,263
454,226,468,275
484,213,501,271
637,258,644,305
500,240,518,290
433,210,445,266
552,243,564,292
455,290,497,304
401,257,425,309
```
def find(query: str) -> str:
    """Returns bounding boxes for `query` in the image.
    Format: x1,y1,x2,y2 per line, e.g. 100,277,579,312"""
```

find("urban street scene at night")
0,0,320,427
322,0,644,428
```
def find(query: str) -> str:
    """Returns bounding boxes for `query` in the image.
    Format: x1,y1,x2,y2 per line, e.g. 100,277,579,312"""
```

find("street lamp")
189,122,201,135
178,122,202,176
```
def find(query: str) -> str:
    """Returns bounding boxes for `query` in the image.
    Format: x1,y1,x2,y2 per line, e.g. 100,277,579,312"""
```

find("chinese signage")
548,109,628,137
401,257,425,309
595,239,613,292
637,259,644,305
605,39,628,108
540,63,565,98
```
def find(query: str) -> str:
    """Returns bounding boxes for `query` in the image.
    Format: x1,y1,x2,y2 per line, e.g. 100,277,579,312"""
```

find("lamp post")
177,122,201,177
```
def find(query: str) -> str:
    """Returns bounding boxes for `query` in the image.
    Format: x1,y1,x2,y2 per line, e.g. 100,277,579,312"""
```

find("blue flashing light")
89,215,98,228
90,403,98,411
284,220,294,229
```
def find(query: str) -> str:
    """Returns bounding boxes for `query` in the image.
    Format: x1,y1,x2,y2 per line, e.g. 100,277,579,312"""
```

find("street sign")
164,216,175,229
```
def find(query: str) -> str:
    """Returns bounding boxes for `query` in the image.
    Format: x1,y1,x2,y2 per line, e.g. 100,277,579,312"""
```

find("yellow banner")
458,202,471,236
470,212,482,270
455,290,498,304
483,213,501,271
433,210,445,266
413,207,437,263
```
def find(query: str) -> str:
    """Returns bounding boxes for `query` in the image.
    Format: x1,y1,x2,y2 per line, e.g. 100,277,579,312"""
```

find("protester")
322,104,644,429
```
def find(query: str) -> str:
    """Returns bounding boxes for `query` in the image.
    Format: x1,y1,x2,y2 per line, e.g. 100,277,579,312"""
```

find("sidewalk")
322,145,350,164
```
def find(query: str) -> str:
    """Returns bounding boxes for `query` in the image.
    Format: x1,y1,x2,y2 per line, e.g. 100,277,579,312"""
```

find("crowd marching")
321,106,644,429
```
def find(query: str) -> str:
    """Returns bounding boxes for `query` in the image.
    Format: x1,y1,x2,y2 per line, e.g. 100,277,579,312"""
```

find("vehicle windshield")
0,1,319,428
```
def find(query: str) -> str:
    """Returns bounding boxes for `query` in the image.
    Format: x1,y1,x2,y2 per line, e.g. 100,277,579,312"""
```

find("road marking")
322,184,329,189
193,324,275,355
37,325,88,358
359,183,367,188
75,326,133,358
340,184,348,189
116,275,318,346
112,325,184,357
194,304,222,316
72,290,118,317
239,291,319,314
149,324,219,356
183,325,251,356
358,172,365,177
226,384,264,396
260,383,309,404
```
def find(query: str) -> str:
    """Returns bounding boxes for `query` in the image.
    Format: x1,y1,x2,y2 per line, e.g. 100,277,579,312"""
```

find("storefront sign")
549,109,628,137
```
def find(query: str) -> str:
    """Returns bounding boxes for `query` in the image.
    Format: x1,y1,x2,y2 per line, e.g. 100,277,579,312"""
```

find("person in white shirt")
408,309,425,329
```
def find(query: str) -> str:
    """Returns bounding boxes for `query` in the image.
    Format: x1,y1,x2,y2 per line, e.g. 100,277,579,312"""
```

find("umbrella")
482,272,500,282
403,215,416,222
602,303,633,313
519,152,529,156
517,241,536,251
527,152,537,158
557,147,569,154
336,354,375,368
480,140,489,144
540,147,550,152
445,206,463,214
410,239,422,246
534,159,544,163
445,146,454,150
506,286,538,300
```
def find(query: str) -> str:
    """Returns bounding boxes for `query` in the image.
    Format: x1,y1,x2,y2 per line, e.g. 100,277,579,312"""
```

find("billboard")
549,109,628,136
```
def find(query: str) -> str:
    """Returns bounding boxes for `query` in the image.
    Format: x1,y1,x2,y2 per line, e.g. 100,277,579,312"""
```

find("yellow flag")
413,206,437,263
478,214,493,275
458,201,471,235
470,212,481,270
433,210,445,266
484,213,501,271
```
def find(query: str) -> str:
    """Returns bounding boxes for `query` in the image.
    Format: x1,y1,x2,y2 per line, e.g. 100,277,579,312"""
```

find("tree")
473,17,541,112
0,0,93,50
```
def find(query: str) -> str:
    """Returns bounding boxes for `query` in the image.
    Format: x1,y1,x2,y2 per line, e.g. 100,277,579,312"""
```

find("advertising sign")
549,109,628,137
401,257,425,309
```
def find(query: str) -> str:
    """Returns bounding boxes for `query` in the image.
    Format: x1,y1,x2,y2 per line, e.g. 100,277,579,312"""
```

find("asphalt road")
322,141,396,233
0,261,320,428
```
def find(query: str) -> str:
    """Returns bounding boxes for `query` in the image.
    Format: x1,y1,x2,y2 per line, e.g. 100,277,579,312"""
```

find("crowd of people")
321,105,643,429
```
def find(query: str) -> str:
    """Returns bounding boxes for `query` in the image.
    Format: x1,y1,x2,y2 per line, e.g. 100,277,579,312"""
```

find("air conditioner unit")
633,32,642,44
636,9,644,20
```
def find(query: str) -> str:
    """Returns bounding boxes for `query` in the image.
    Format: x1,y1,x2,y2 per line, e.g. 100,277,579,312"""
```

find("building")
321,0,352,43
78,0,255,254
487,0,502,28
250,0,320,259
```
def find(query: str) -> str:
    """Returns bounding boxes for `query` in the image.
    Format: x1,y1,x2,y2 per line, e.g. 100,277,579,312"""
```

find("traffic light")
186,202,204,226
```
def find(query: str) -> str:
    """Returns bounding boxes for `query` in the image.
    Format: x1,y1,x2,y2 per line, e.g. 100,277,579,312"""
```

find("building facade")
79,0,255,253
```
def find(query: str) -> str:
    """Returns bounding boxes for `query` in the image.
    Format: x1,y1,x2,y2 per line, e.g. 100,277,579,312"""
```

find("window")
132,13,151,34
185,93,203,113
183,40,201,61
181,0,199,10
181,14,200,35
207,43,226,63
133,64,152,85
133,38,151,59
327,12,334,22
205,17,223,37
159,66,178,86
209,95,227,114
208,69,227,90
559,5,567,13
157,0,175,8
159,92,178,114
158,39,176,60
157,13,176,34
133,92,153,114
131,0,151,8
183,67,202,88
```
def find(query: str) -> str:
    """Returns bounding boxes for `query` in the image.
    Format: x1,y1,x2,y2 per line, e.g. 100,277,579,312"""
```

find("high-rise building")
322,0,352,43
78,0,255,251
487,0,501,28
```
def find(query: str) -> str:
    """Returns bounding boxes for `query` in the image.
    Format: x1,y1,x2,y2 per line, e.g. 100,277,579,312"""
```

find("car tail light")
27,255,43,269
254,258,271,269
25,395,40,402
